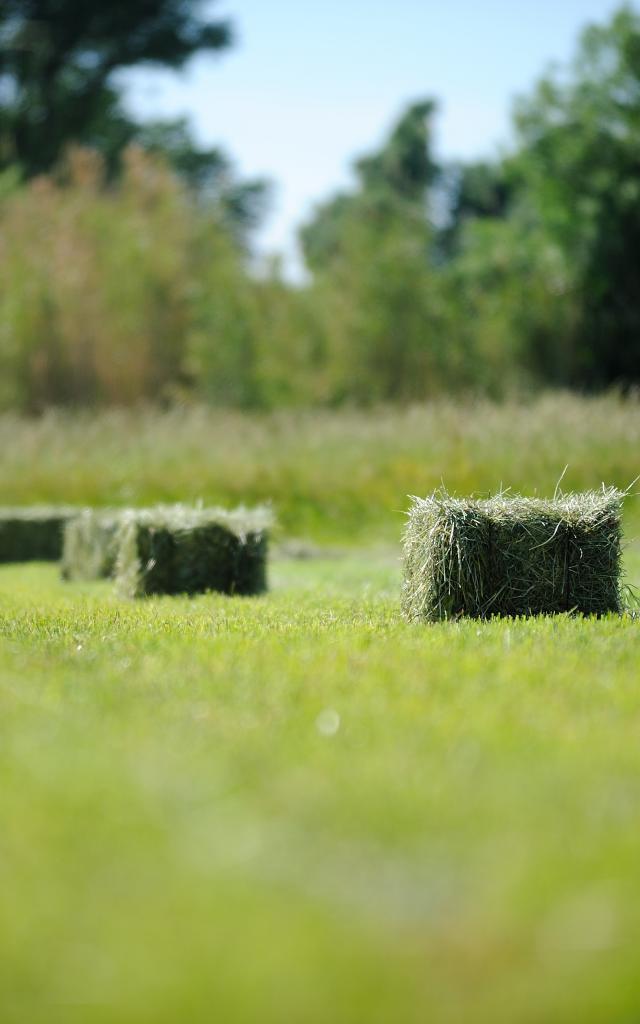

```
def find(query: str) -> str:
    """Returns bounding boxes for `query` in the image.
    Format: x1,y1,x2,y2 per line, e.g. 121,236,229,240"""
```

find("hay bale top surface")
409,487,622,523
403,487,624,621
120,503,273,538
0,504,79,520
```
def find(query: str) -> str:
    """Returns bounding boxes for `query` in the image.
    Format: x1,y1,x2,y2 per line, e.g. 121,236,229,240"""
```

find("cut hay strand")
0,506,77,563
402,488,624,621
114,505,272,599
61,509,121,581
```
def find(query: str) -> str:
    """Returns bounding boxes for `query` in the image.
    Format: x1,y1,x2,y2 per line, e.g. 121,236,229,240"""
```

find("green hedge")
402,489,623,621
0,506,77,563
114,506,271,598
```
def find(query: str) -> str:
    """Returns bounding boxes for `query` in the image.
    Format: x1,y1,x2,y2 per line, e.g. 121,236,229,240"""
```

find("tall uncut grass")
1,393,639,542
0,147,322,411
0,149,195,408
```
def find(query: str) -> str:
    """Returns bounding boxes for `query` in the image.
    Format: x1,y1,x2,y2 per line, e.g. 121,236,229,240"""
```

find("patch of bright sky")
123,0,628,269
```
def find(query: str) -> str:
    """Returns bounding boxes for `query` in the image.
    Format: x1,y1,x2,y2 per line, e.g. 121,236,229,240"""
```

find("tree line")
0,2,639,409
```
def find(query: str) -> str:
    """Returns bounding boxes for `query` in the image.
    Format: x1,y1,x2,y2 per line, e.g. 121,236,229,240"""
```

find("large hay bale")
61,509,121,581
402,489,624,621
0,506,77,563
114,505,271,598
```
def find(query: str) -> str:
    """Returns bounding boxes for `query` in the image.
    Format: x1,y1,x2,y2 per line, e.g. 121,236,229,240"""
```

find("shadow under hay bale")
0,506,77,563
402,489,624,622
114,505,271,599
61,509,121,581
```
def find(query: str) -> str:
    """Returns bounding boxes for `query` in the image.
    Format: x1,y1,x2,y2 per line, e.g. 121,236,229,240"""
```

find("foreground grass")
1,554,640,1022
1,392,640,542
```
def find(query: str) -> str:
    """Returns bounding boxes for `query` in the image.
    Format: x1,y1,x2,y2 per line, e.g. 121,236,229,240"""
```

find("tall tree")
512,4,640,385
0,0,231,176
299,100,457,401
135,117,270,242
438,159,516,259
354,98,438,204
300,100,438,272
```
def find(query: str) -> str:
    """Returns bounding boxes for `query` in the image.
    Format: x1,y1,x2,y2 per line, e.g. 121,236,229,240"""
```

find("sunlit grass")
1,550,640,1021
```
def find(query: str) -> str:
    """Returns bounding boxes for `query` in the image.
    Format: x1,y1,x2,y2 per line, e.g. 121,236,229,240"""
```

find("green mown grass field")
2,395,640,1021
1,546,640,1022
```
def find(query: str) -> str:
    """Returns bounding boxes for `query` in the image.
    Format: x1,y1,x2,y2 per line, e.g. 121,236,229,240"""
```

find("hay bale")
402,488,624,621
114,505,271,598
61,509,121,581
0,506,77,563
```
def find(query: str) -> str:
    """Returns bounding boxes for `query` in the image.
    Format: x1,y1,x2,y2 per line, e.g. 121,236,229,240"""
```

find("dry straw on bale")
402,488,625,621
61,509,121,581
0,506,78,563
114,504,272,599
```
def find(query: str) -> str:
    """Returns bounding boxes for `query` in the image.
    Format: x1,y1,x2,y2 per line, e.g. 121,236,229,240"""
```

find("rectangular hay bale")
0,506,77,563
402,489,623,621
61,509,122,581
114,505,271,598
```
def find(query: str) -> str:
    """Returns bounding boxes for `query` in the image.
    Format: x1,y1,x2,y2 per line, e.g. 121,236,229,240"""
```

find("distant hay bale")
114,505,272,598
0,506,77,563
61,509,121,581
402,488,624,621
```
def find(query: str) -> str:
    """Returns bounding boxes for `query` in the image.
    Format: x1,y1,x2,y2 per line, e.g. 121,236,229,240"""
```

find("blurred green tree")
300,100,438,272
512,4,640,385
135,117,270,243
0,0,268,232
299,100,470,401
0,0,230,174
438,159,517,259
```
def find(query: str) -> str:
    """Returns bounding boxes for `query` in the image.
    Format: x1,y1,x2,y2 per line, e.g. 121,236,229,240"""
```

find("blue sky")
123,0,628,263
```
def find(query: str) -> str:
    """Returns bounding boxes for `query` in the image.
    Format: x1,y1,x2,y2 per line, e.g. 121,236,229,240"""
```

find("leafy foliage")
135,117,270,242
299,5,640,397
0,0,267,231
300,100,437,272
2,5,640,407
0,0,231,175
512,4,640,385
